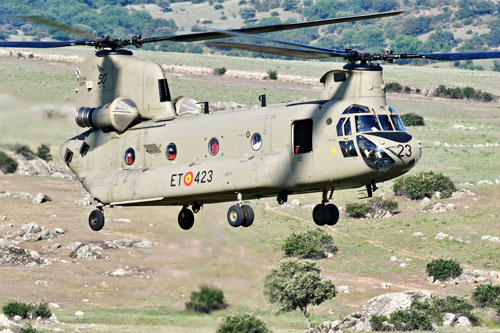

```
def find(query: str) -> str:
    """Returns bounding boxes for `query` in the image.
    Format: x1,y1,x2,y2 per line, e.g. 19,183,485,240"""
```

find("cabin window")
292,119,313,155
124,148,135,165
158,79,171,102
251,133,262,151
166,143,177,161
208,138,220,156
339,140,358,158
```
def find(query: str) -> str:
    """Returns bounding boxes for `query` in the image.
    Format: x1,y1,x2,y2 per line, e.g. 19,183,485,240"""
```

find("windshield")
378,115,394,131
389,106,406,132
356,115,381,133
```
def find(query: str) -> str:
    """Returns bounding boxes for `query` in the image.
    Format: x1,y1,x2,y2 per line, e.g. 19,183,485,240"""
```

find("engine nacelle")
75,97,139,132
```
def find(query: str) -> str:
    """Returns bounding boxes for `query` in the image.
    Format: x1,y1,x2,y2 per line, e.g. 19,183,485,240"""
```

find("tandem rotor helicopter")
2,11,500,231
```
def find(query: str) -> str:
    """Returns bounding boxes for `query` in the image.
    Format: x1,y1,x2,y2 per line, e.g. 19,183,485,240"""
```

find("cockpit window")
344,118,352,136
355,115,381,133
389,106,406,132
342,104,370,114
336,117,345,136
378,115,394,131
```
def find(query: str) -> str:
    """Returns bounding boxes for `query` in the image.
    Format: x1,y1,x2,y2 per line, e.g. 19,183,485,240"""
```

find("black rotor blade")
19,16,99,41
0,40,92,48
398,51,500,61
207,41,354,59
201,27,338,52
142,10,404,44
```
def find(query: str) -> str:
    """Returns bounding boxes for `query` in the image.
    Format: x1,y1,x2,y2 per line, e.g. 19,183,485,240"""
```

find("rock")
338,285,350,293
13,316,21,322
380,283,392,289
74,195,91,206
477,180,493,185
5,222,58,242
74,311,84,317
442,313,456,327
340,313,365,331
53,228,64,234
46,314,60,325
0,242,48,266
290,199,300,207
445,203,456,211
435,232,449,240
82,299,90,304
0,314,12,327
362,290,433,320
70,243,105,260
490,271,499,280
48,303,60,309
32,192,51,204
413,232,423,237
419,197,432,211
399,263,407,268
390,256,397,261
103,266,153,278
432,191,441,199
16,192,33,200
0,192,10,198
133,240,153,249
454,316,471,329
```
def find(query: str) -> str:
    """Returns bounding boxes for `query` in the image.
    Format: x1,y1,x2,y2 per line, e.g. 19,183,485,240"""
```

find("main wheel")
241,205,254,228
326,204,340,226
89,209,105,231
312,204,330,226
227,205,244,227
178,208,195,230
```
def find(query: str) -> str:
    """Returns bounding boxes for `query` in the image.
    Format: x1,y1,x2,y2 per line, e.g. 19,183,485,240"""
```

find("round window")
166,143,177,161
251,133,262,151
208,138,220,156
124,148,135,165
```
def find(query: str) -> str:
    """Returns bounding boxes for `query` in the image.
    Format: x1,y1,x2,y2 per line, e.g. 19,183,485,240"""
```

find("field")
0,49,499,332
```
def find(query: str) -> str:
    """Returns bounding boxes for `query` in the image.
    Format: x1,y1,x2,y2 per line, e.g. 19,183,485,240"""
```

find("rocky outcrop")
103,266,153,278
0,240,49,266
0,149,74,180
429,268,499,286
3,222,62,243
67,242,106,260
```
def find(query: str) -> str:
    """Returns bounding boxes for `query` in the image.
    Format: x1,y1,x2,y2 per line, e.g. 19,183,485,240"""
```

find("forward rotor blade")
0,40,92,48
19,16,99,41
142,10,404,44
207,41,353,59
401,51,500,61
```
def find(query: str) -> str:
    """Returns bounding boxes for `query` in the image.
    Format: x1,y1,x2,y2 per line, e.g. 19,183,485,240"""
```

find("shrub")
370,315,390,331
20,324,40,333
385,82,403,92
404,86,412,93
282,228,338,259
31,302,51,319
14,144,35,160
433,296,478,325
214,67,227,75
426,258,462,281
0,151,17,173
472,284,500,307
392,171,456,199
267,69,278,80
36,144,52,162
346,202,370,218
3,302,30,319
369,197,398,213
389,308,433,331
217,314,271,333
400,113,425,126
185,285,227,313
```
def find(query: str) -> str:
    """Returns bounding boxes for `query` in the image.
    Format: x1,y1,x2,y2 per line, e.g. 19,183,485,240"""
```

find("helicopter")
2,11,500,232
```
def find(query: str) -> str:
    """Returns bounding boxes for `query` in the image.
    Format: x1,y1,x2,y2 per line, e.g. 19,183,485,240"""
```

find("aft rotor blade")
19,16,99,41
143,11,404,44
0,40,92,48
401,51,500,61
207,41,353,59
202,27,338,52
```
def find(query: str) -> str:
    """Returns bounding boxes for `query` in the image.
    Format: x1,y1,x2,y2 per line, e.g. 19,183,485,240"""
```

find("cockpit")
336,105,406,136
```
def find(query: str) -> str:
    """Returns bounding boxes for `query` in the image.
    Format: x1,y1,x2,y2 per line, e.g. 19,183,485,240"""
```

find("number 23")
397,144,412,157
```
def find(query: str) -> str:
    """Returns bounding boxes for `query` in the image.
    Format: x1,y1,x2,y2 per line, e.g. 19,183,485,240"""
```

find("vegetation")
346,197,398,219
0,151,17,173
264,259,336,328
216,314,271,333
185,285,227,313
14,144,35,160
2,302,51,320
345,203,371,218
393,171,456,199
434,85,494,102
267,69,278,80
426,258,463,282
36,143,52,162
472,284,500,307
282,228,338,259
20,324,41,333
214,67,227,76
401,113,425,127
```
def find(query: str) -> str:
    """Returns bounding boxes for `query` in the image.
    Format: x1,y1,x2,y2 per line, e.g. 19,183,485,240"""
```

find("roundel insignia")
184,172,194,186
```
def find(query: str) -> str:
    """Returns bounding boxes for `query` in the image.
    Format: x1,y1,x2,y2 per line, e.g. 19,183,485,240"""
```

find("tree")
239,7,256,19
264,259,336,329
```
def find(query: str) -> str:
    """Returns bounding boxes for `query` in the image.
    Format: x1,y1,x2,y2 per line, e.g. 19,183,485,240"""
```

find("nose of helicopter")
356,132,421,172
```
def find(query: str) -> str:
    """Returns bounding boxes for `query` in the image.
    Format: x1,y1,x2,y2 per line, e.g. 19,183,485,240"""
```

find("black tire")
178,208,195,230
241,205,254,228
89,209,105,231
326,204,340,226
227,205,244,227
312,204,330,226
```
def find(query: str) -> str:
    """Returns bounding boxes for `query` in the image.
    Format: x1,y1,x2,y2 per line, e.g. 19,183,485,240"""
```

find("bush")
217,314,271,333
432,296,478,325
3,302,30,319
389,308,433,331
185,285,227,313
214,67,227,75
385,82,403,93
36,144,52,162
472,284,500,307
346,202,370,218
426,258,462,281
20,324,40,333
14,144,35,160
369,197,398,213
31,302,51,319
282,228,338,259
0,151,17,173
400,113,425,126
370,315,390,331
267,69,278,80
392,171,456,199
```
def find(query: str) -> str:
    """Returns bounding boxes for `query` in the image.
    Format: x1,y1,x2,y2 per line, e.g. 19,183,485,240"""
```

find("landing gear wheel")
227,205,245,227
178,208,195,230
312,204,330,226
89,209,105,231
326,204,339,226
241,205,254,228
